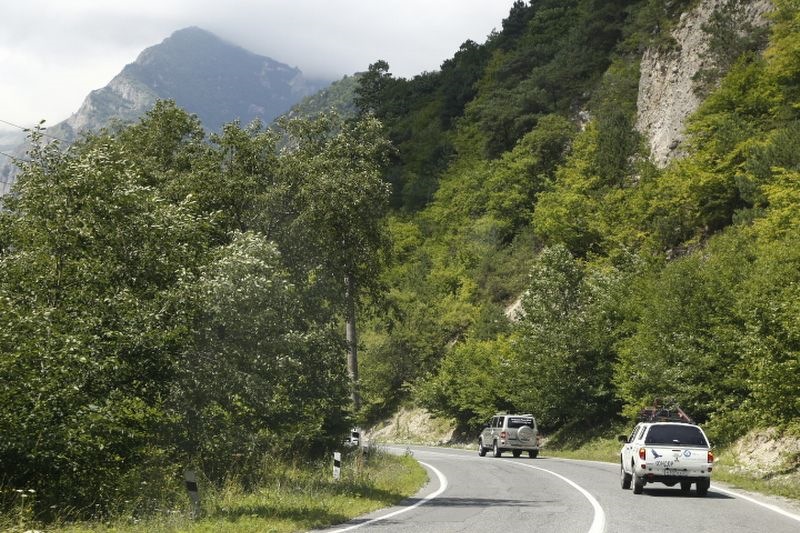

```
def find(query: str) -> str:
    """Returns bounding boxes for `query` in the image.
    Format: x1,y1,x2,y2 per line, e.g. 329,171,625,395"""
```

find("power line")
0,118,32,131
0,152,33,177
0,117,70,144
0,151,30,164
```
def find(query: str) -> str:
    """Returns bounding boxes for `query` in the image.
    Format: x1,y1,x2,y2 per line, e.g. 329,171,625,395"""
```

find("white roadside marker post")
333,451,341,481
184,469,201,518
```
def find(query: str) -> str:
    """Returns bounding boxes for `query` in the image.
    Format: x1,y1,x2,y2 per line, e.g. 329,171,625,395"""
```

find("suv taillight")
500,431,508,439
638,447,647,461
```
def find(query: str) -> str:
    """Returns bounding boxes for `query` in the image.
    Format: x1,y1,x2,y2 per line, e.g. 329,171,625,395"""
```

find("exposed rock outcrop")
367,407,459,445
636,0,772,168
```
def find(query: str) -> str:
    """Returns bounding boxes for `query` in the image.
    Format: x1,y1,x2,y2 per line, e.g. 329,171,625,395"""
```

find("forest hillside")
352,0,799,449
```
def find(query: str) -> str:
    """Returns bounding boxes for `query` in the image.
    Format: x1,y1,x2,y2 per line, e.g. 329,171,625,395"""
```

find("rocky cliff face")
636,0,772,168
53,76,158,140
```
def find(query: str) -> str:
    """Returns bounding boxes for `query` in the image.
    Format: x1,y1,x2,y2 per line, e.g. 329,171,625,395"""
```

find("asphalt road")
314,445,800,533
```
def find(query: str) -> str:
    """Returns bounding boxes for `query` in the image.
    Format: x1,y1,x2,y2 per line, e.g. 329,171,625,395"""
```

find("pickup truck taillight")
708,451,714,463
638,447,647,460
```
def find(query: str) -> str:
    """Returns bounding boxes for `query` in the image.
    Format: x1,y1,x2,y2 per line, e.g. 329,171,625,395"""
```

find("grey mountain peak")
0,27,330,192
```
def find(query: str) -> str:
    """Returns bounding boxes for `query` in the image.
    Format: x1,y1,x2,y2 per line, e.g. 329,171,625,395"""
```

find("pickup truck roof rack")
636,399,695,424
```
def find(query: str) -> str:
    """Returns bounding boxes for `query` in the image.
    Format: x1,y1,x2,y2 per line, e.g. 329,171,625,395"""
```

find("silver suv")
478,414,539,458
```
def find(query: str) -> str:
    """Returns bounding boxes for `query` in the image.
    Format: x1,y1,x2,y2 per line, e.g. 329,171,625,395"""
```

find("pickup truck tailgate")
646,446,710,476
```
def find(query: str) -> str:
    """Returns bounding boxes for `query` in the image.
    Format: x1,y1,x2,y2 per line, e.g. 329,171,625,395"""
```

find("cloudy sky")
0,0,514,134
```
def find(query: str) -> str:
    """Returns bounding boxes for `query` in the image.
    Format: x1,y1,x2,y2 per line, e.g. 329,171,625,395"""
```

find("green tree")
614,232,753,425
415,337,516,430
737,169,800,426
172,232,350,479
354,60,397,118
0,130,213,511
0,103,384,514
277,112,392,412
512,245,621,429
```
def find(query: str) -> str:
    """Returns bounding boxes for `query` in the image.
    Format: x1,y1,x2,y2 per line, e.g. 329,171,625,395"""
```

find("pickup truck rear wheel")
633,472,645,494
680,481,691,493
696,478,710,496
620,464,632,489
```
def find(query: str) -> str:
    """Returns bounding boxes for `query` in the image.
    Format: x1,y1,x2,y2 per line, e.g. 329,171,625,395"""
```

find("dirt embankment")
725,428,800,485
366,407,465,446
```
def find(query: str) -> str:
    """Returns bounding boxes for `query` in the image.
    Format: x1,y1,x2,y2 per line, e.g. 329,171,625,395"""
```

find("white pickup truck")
618,422,714,496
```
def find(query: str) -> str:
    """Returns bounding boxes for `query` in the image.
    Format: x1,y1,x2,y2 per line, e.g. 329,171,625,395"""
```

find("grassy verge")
711,463,800,501
0,447,427,533
539,421,626,464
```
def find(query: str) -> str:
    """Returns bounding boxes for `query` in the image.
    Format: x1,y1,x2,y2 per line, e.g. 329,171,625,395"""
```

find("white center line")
516,462,606,533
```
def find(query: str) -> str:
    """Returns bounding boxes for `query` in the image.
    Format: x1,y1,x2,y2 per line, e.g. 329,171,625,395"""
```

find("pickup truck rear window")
644,425,708,446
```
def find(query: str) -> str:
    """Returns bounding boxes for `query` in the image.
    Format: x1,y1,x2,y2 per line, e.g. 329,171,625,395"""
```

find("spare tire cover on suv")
517,425,534,442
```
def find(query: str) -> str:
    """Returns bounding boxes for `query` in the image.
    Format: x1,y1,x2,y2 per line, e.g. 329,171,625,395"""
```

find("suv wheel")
478,439,487,457
696,478,710,497
620,464,632,489
493,441,502,457
512,450,521,458
529,450,538,459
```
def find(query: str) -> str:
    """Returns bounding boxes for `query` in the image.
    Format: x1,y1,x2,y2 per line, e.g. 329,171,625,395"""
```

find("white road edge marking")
517,462,606,533
546,455,800,525
325,461,448,532
384,446,605,532
712,485,800,523
549,455,800,524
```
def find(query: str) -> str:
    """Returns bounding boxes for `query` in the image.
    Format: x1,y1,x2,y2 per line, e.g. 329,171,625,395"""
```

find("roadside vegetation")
0,105,393,524
0,448,426,533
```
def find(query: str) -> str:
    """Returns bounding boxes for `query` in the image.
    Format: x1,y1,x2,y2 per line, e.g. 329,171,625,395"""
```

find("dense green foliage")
353,0,800,442
0,104,390,516
284,74,362,121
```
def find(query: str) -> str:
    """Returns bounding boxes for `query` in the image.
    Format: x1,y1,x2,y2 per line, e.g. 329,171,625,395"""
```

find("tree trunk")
344,274,361,412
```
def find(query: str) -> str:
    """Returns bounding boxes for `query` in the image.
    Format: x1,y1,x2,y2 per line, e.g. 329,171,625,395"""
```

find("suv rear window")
644,425,707,446
507,417,534,429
